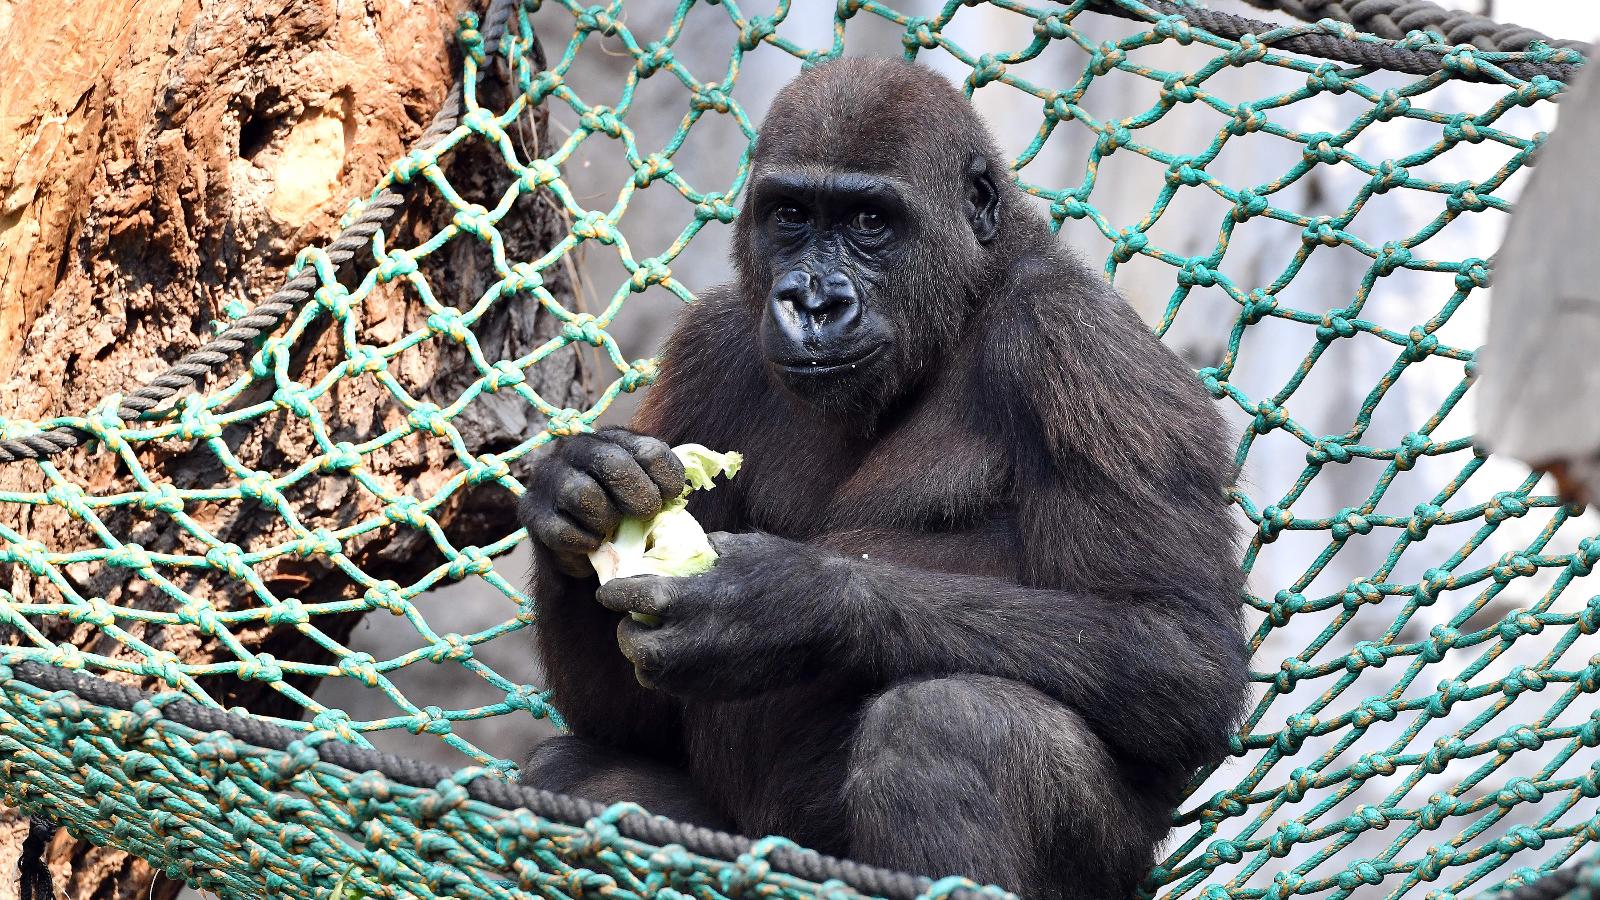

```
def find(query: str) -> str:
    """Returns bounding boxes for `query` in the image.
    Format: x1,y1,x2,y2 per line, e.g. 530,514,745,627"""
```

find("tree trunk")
0,0,578,896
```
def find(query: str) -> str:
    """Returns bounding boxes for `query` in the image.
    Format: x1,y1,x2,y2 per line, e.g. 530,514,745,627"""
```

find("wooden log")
0,0,578,895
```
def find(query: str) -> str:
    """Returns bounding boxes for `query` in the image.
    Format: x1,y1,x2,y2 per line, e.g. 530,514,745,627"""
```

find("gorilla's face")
745,159,998,418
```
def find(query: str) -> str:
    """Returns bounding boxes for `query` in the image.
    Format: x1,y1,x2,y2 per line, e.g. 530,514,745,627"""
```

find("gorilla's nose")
773,269,859,328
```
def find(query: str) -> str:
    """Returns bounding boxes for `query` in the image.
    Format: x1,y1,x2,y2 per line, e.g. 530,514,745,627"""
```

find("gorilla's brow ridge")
750,169,913,214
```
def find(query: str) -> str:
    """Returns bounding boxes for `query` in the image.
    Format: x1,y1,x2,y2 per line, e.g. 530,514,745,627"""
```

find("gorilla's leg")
522,736,733,830
845,675,1165,899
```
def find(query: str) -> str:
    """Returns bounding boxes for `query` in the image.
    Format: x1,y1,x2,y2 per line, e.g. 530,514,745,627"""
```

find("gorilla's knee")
847,676,1158,898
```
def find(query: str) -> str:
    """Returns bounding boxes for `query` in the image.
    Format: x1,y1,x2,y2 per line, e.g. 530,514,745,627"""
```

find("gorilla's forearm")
811,545,1244,766
531,551,681,755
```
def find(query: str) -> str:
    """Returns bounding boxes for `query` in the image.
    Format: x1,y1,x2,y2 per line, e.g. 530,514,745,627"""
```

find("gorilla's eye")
773,205,806,227
849,209,887,235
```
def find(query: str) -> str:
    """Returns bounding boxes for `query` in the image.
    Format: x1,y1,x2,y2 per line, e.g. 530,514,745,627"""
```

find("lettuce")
589,444,742,623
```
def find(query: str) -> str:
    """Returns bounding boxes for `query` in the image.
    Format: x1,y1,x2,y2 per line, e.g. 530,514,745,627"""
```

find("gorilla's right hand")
518,428,687,577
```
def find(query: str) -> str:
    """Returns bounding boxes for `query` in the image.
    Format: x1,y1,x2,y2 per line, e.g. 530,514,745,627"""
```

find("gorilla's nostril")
774,270,814,304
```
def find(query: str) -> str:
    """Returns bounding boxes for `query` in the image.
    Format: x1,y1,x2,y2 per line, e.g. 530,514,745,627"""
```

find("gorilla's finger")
595,575,673,617
616,617,666,688
531,509,603,556
555,471,620,539
580,441,663,519
603,429,687,500
705,531,745,555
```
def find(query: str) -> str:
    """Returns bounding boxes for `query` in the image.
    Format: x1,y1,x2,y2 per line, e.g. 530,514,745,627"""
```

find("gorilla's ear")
964,154,1000,245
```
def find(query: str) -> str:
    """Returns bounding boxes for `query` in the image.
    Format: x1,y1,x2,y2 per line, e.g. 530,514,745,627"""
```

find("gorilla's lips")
770,342,887,376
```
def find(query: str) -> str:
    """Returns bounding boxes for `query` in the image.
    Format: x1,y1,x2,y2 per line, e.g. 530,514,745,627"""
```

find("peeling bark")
0,0,577,896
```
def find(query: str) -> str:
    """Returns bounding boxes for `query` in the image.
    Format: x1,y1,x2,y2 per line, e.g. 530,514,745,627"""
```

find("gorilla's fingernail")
630,612,663,626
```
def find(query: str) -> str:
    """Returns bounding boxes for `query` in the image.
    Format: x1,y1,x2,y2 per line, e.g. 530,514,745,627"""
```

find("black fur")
517,58,1249,898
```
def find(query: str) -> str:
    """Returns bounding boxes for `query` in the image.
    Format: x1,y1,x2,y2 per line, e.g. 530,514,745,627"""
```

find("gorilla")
516,58,1249,898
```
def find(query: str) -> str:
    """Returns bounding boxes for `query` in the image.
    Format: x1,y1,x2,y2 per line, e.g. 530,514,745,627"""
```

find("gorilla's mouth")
771,342,887,376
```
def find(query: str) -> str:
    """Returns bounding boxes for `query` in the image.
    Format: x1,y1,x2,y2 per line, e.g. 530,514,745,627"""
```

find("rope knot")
1352,700,1397,727
1267,822,1308,858
452,202,495,238
1330,506,1372,540
265,597,310,627
560,312,606,345
338,652,380,686
1315,311,1357,343
1088,42,1125,76
405,402,450,436
1228,104,1267,135
405,705,452,736
1273,711,1312,752
1335,860,1384,890
1152,15,1194,44
1165,158,1204,186
346,344,388,374
622,358,659,392
519,159,561,193
1306,64,1349,94
1418,795,1462,831
1226,35,1268,67
1282,767,1316,802
1454,258,1491,291
1301,216,1341,247
1374,90,1412,122
696,194,738,223
1407,504,1443,540
1274,658,1312,692
204,543,252,580
691,84,733,114
1050,197,1092,221
1374,242,1412,275
1308,437,1352,464
969,54,1006,88
235,652,283,683
426,308,471,343
1257,504,1292,541
320,441,362,472
1032,13,1070,42
633,154,673,188
1177,259,1216,287
1346,641,1387,672
383,495,429,528
1269,589,1307,626
462,106,505,143
1341,579,1382,610
1423,625,1461,663
1110,228,1147,262
447,547,495,580
1095,124,1132,157
466,452,510,484
545,408,586,437
105,542,153,573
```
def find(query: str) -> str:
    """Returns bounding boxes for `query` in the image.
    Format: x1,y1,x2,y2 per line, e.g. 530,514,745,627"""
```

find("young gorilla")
517,58,1249,898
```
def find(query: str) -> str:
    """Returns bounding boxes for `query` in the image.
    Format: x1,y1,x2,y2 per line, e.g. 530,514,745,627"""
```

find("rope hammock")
1,1,1596,898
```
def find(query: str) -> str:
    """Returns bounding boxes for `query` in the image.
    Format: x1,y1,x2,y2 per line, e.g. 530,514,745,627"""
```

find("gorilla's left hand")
595,531,850,698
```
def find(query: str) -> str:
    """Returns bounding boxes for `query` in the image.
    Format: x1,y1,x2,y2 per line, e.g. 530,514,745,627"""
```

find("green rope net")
0,1,1595,898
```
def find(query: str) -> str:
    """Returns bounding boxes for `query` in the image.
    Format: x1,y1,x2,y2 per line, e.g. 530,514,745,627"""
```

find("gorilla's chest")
739,415,1010,539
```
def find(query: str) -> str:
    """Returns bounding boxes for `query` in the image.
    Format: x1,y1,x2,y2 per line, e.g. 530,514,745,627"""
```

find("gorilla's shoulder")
661,285,760,374
975,250,1229,482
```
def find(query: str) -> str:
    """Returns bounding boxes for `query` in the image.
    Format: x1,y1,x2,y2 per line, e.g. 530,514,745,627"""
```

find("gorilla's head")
733,58,1032,419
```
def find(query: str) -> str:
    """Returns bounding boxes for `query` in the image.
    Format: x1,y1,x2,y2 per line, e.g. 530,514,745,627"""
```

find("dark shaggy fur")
516,58,1249,899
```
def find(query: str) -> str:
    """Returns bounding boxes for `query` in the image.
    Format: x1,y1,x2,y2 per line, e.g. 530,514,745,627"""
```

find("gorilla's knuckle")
556,475,605,514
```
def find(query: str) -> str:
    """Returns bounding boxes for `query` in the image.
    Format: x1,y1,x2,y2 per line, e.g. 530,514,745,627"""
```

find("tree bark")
0,0,578,896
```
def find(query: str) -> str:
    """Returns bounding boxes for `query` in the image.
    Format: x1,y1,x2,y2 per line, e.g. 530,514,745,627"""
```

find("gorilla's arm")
597,529,1243,768
528,554,681,751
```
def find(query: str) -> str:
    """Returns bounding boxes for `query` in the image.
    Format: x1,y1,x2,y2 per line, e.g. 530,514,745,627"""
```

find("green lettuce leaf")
588,444,742,622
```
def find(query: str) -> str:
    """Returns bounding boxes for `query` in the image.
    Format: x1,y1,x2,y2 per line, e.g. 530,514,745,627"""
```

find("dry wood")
0,0,578,895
